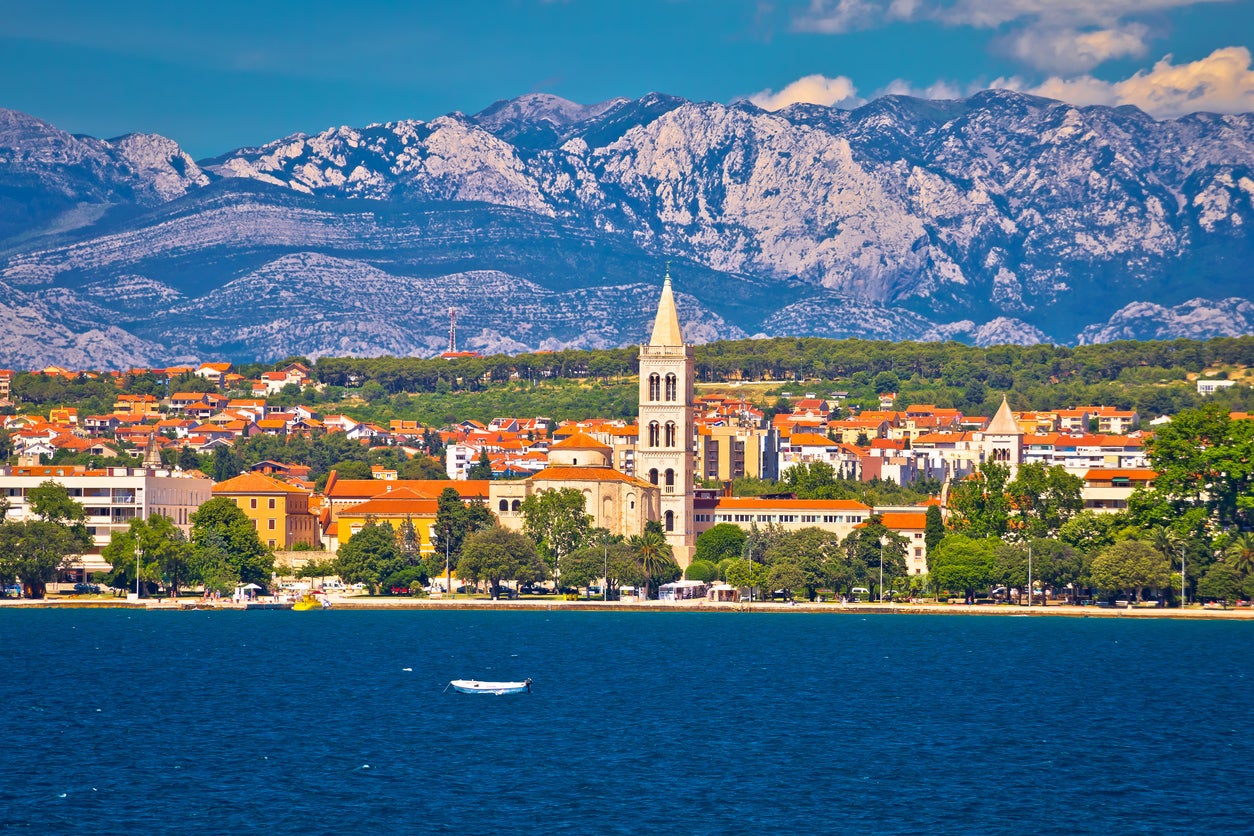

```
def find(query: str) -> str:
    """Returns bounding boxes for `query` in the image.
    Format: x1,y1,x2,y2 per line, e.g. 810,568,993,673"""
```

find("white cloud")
793,0,1233,74
796,0,1231,33
1028,47,1254,117
749,74,865,110
1001,24,1148,74
879,78,967,100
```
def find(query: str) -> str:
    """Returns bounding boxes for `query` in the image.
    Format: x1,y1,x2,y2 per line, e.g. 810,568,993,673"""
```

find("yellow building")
333,487,440,554
212,472,319,550
694,424,778,482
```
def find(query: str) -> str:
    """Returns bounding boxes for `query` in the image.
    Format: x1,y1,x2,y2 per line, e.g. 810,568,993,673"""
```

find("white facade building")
0,464,213,577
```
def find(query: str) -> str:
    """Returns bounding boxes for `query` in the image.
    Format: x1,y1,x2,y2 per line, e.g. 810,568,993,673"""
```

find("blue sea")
1,610,1252,834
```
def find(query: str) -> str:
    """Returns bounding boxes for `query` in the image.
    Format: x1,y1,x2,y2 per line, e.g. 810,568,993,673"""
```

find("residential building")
695,424,780,482
1197,379,1236,395
211,472,319,550
695,496,872,543
0,464,213,579
333,486,440,555
1080,468,1157,513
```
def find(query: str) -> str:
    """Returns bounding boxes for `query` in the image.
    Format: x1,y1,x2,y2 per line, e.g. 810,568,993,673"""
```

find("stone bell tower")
637,269,695,566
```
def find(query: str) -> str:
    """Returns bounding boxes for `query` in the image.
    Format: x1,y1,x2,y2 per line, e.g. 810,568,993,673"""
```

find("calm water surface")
1,610,1251,834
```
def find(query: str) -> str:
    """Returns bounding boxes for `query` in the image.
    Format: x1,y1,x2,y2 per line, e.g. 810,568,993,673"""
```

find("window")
665,373,677,401
511,499,521,512
250,498,257,509
648,373,660,401
268,539,275,548
664,510,674,532
268,498,276,510
664,469,675,489
665,422,676,447
648,422,660,448
499,499,509,512
268,519,276,530
649,469,659,485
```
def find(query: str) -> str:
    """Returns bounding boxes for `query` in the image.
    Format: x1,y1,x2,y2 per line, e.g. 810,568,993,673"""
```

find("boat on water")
293,593,330,611
448,678,532,695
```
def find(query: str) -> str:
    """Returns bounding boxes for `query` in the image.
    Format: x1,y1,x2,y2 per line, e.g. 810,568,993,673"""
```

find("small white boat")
448,678,532,695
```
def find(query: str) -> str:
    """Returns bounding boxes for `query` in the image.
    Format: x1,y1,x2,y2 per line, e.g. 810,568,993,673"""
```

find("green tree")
1059,511,1123,556
466,449,494,480
1226,532,1254,576
724,557,766,597
456,526,543,599
0,482,92,598
1196,562,1243,603
628,522,680,599
1025,538,1083,604
1138,404,1254,534
685,560,718,582
432,489,494,579
842,517,908,600
521,488,592,588
397,516,422,566
209,446,244,482
924,504,945,552
1089,540,1171,602
929,534,997,604
190,497,273,586
334,519,402,594
764,527,845,600
103,515,194,597
296,558,337,583
398,456,447,480
694,523,747,565
1006,463,1084,540
947,460,1013,539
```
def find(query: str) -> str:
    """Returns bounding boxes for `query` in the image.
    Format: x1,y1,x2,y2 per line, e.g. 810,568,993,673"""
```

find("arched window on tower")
648,422,660,448
511,499,521,512
665,421,676,447
665,373,677,401
498,499,508,512
648,373,660,401
664,510,675,532
648,468,659,485
664,468,675,489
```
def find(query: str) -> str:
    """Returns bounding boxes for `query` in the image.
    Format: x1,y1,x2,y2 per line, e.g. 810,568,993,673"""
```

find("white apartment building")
0,465,213,578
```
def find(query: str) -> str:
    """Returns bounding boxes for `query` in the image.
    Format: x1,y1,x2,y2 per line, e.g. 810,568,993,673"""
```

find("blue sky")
2,0,1251,159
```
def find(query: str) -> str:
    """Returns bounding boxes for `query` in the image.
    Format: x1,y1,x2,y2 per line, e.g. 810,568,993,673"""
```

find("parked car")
73,582,100,594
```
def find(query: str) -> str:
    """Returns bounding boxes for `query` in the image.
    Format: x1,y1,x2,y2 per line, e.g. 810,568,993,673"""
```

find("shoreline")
3,597,1253,619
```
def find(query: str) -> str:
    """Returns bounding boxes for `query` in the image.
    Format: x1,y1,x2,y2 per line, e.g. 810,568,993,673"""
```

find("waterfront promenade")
4,594,1253,619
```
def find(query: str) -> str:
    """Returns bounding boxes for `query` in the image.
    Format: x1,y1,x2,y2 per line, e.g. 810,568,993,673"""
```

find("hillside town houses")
0,307,1248,586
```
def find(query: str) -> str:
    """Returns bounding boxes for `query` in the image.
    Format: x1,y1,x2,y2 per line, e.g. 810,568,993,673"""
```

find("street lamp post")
603,540,608,602
748,544,753,604
444,525,451,598
879,539,884,604
1027,543,1032,608
1180,545,1186,609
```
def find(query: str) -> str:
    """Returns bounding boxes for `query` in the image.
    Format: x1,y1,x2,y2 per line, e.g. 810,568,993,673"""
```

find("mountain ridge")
1,91,1252,368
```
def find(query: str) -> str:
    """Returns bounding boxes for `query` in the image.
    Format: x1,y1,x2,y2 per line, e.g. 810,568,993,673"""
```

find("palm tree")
628,525,678,599
1227,532,1254,577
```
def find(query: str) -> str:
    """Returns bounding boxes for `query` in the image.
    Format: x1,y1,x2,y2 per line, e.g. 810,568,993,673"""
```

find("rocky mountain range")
0,91,1252,369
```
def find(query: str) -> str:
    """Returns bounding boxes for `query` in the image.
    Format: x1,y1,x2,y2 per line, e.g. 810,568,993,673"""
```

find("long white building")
0,464,213,579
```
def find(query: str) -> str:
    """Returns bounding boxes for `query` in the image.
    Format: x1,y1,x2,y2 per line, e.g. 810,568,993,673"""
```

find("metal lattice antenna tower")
448,308,457,353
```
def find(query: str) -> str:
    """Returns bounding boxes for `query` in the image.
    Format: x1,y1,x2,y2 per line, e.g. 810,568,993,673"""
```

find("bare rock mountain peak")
0,90,1251,367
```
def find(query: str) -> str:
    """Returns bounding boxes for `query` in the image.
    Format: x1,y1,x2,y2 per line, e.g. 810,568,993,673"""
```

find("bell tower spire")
649,265,684,347
638,267,695,566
